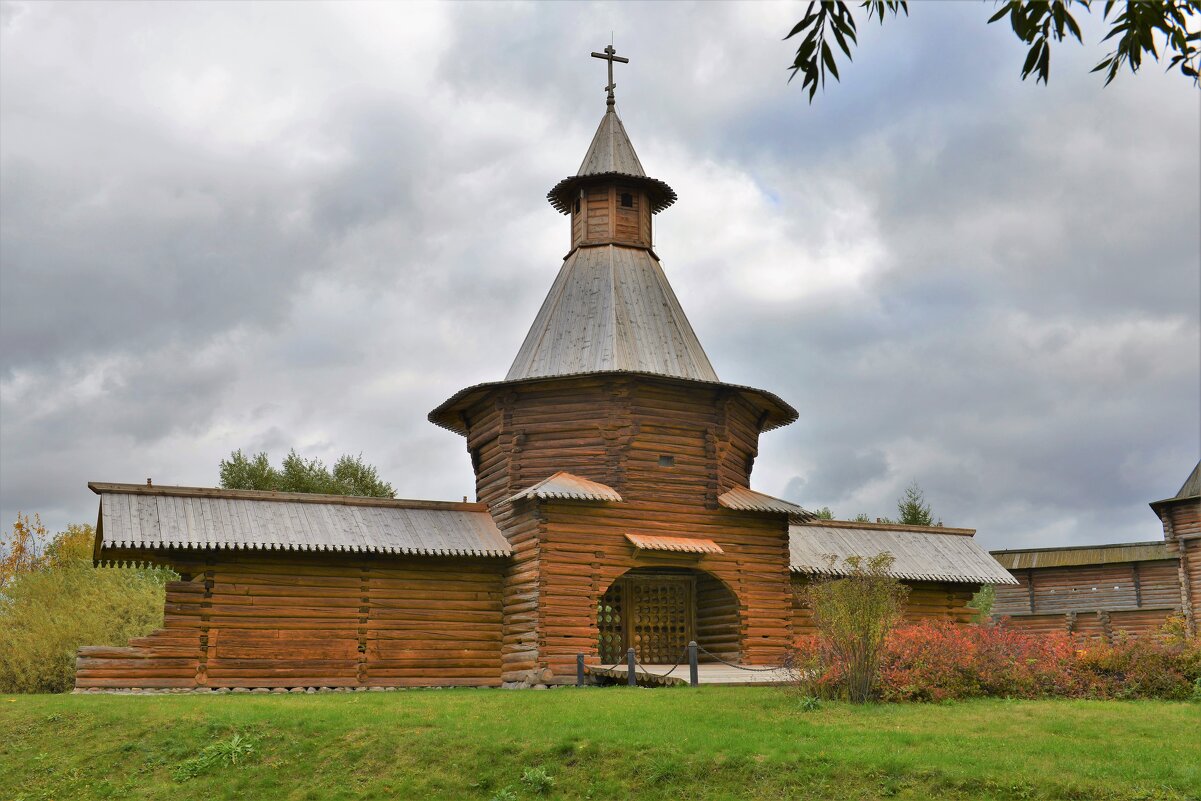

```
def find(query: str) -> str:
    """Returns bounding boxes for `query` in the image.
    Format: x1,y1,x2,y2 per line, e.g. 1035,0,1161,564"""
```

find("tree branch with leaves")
786,0,1200,101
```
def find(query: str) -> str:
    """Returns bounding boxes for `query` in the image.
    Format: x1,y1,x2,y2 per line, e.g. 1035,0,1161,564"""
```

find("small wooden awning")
718,486,814,519
508,471,623,503
625,533,723,555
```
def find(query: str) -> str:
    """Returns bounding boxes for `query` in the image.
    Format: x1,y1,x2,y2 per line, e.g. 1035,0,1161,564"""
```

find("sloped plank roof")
547,110,677,214
626,533,723,554
90,483,510,557
990,541,1174,570
790,520,1017,585
508,472,623,503
506,245,719,382
718,486,814,519
1177,461,1201,500
577,109,645,177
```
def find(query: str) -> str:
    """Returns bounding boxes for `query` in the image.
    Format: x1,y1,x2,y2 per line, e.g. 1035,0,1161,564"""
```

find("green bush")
0,519,174,693
799,553,909,703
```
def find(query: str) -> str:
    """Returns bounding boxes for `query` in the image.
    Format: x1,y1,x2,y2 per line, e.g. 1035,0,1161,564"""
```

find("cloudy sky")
1,1,1197,550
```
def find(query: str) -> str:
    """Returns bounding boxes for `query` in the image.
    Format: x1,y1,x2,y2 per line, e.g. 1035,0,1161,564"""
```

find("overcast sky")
1,1,1197,550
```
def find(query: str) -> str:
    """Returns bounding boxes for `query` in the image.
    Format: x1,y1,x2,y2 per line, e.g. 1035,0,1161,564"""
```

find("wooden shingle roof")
577,108,646,177
90,483,511,558
990,541,1174,570
506,245,718,382
508,472,623,503
718,486,814,519
790,520,1017,585
547,110,676,214
625,533,723,554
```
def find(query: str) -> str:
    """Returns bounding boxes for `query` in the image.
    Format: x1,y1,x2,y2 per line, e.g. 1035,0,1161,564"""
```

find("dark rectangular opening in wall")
658,455,675,467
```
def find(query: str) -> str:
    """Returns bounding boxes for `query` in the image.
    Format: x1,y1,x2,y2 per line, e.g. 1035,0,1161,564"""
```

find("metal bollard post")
626,647,637,686
576,653,585,687
688,641,698,687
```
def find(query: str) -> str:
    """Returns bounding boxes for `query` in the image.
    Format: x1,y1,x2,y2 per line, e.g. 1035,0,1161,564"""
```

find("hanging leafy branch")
786,1,909,100
786,0,1201,101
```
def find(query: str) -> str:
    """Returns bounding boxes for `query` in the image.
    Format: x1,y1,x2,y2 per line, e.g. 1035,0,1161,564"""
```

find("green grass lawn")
2,688,1198,801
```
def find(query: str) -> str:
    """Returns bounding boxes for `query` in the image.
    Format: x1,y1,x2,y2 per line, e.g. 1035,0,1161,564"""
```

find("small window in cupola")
620,192,634,208
658,455,675,468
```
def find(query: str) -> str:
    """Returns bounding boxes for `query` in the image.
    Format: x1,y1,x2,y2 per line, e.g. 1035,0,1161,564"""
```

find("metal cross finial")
591,44,629,110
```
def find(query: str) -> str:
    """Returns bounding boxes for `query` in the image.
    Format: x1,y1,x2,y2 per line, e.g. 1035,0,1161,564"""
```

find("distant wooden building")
1153,461,1201,634
75,52,1014,691
991,462,1200,640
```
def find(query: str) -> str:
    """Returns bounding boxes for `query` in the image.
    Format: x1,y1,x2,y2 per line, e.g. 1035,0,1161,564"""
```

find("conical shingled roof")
577,110,646,177
1174,461,1200,500
547,109,676,214
505,245,719,382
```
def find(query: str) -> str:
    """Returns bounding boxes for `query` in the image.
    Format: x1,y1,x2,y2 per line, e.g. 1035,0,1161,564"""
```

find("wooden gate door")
598,574,695,664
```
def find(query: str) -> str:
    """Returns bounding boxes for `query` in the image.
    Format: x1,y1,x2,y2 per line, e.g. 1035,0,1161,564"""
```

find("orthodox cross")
591,44,629,109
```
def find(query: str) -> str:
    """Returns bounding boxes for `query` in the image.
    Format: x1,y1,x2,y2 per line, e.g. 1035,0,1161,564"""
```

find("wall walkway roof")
990,541,1174,570
89,483,510,558
791,520,1016,585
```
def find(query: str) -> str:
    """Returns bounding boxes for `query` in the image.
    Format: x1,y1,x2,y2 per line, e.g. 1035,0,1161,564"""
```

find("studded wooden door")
598,574,695,664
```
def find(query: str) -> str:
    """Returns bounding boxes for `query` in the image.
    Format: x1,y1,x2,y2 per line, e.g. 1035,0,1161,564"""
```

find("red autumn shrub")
1076,634,1201,700
876,619,980,701
876,621,1085,701
792,618,1201,702
788,633,844,697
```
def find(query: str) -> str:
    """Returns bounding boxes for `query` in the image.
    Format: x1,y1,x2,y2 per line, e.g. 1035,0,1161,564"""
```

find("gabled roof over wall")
89,483,511,558
790,519,1017,585
990,541,1175,570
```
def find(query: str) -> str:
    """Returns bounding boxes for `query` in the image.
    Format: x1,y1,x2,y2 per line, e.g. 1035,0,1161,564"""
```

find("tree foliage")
786,0,1201,101
0,518,174,693
799,552,910,703
895,480,935,526
219,449,395,498
0,512,49,590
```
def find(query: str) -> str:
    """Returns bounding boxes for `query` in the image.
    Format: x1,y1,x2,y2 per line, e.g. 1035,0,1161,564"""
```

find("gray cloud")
1,2,1197,553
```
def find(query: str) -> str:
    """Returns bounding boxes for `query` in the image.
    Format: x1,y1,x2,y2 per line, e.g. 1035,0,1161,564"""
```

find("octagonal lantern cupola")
547,106,677,252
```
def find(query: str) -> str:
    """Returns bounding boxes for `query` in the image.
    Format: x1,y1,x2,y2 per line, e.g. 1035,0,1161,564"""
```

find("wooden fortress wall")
790,578,979,635
991,560,1182,640
75,551,505,690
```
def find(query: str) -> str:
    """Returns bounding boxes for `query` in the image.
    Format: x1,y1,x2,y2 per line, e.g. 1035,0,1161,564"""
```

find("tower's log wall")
461,375,792,682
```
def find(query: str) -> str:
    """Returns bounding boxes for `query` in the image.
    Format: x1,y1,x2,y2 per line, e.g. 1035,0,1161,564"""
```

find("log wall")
570,185,652,250
789,576,978,636
461,375,792,683
534,504,792,681
991,559,1182,641
76,551,505,689
1157,497,1201,635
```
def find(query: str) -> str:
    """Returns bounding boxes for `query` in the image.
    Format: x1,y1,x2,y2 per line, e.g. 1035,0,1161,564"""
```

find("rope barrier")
587,646,786,682
630,646,690,680
696,645,785,672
